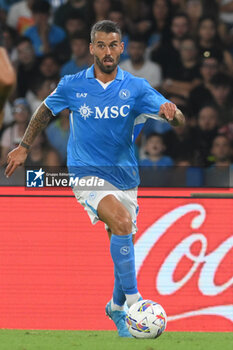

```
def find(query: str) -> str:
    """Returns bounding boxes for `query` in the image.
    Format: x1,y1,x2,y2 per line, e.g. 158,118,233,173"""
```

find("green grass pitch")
0,330,232,350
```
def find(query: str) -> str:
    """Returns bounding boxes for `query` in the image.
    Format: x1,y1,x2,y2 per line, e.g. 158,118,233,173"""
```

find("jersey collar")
86,64,124,81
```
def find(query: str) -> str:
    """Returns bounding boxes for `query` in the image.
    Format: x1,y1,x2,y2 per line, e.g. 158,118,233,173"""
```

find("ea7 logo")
76,93,87,98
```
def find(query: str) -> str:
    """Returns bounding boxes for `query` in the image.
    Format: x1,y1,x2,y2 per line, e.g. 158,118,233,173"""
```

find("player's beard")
95,54,120,74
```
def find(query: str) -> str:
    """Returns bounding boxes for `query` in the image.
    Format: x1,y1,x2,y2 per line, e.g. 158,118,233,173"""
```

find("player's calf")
98,195,140,307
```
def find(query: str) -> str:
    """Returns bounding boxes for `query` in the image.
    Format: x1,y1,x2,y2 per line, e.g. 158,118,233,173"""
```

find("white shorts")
72,177,139,234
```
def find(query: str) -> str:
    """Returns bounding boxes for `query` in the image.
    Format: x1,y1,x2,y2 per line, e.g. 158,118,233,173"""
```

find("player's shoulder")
122,70,153,97
61,68,89,85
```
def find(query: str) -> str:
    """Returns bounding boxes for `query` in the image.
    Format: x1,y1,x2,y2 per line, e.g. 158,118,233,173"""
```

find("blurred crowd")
0,0,233,186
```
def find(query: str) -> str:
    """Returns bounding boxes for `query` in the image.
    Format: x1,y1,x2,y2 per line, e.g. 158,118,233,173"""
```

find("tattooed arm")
5,102,53,177
20,103,52,148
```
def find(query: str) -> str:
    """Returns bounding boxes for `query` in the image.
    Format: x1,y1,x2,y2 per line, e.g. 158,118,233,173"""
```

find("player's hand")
5,145,29,178
159,102,177,121
159,103,185,126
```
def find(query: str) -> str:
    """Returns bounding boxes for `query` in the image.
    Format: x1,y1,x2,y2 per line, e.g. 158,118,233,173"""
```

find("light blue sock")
110,233,138,295
113,266,126,306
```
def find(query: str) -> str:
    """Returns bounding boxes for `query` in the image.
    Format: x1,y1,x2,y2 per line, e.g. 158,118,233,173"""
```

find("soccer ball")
126,299,167,339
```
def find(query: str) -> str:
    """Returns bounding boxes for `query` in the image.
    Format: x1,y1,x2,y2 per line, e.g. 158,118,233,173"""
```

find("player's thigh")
97,194,132,235
116,187,138,235
105,188,138,236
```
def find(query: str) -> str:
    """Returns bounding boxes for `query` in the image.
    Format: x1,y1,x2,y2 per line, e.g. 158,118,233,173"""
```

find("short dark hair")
70,31,89,42
198,104,219,115
39,53,60,66
129,34,146,44
32,0,50,14
210,72,232,88
109,3,124,13
17,36,32,46
172,11,189,23
90,20,122,43
146,132,164,143
198,15,217,27
212,133,230,146
65,12,84,22
180,35,195,43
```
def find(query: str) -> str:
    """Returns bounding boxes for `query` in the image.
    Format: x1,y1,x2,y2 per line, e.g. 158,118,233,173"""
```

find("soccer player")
0,41,16,128
5,20,185,337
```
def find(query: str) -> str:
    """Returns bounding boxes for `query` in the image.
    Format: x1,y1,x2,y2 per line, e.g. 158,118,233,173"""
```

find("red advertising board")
0,187,232,331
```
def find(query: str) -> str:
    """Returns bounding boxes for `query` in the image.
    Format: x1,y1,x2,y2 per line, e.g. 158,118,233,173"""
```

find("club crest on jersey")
119,89,130,100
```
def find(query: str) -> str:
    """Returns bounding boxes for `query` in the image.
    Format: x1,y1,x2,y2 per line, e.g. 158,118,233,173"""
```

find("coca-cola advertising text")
0,187,232,331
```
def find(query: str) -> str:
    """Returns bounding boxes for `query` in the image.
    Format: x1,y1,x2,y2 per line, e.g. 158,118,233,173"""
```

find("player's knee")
113,213,132,235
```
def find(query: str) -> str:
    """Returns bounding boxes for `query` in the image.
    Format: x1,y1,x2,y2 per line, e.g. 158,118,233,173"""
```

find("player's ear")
120,41,124,54
89,43,94,56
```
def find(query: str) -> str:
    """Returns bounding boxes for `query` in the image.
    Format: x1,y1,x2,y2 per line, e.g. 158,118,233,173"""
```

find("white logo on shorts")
120,246,130,255
89,192,96,201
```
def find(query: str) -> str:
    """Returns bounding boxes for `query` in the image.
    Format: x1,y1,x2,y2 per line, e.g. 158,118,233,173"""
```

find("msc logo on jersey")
78,103,93,120
78,104,130,119
26,168,45,187
119,89,130,100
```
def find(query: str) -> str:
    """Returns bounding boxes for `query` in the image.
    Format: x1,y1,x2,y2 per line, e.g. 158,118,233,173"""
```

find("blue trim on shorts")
85,200,98,216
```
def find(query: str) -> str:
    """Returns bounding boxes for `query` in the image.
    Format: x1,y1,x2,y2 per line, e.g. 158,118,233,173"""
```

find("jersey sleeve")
135,78,170,115
133,78,171,141
44,76,69,116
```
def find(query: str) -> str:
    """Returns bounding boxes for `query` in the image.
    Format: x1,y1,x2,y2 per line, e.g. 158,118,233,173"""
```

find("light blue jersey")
44,65,170,190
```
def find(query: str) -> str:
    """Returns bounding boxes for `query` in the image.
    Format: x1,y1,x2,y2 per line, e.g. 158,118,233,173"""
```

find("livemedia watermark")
26,168,105,188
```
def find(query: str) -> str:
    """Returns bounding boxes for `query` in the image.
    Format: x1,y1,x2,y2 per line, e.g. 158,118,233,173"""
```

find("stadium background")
0,0,232,338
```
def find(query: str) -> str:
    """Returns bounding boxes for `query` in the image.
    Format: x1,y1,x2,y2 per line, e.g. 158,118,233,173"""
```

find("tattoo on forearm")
22,103,53,146
170,109,185,127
